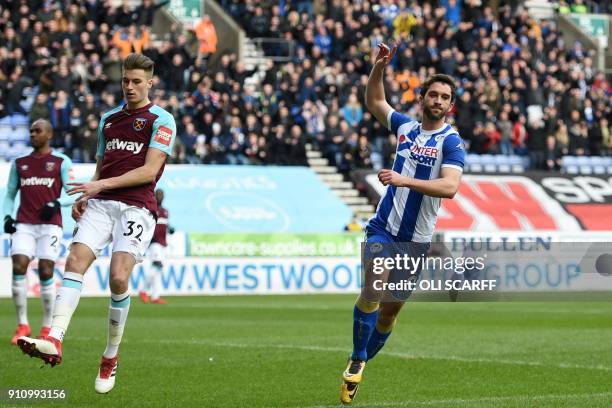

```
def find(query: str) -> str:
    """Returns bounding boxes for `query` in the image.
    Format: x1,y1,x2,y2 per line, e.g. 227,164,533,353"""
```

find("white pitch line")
68,335,612,372
140,338,612,373
301,391,612,408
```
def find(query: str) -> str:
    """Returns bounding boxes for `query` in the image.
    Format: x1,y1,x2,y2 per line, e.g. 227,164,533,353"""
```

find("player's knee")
65,252,87,273
355,295,380,313
377,312,397,329
11,256,29,275
12,263,28,275
379,303,403,320
109,274,129,293
37,261,55,280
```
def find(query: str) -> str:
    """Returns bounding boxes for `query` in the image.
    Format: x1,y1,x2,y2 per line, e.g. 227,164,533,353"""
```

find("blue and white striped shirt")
367,110,465,242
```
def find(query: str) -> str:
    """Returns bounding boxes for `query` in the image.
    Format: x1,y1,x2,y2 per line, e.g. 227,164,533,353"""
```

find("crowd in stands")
0,0,610,172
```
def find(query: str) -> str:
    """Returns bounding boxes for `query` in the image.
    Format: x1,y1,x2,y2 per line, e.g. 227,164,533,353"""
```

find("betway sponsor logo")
21,177,55,188
105,139,144,154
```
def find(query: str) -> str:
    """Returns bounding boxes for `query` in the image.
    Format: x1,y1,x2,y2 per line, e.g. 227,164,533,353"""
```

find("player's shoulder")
148,105,176,124
101,105,124,121
440,126,465,151
14,153,32,164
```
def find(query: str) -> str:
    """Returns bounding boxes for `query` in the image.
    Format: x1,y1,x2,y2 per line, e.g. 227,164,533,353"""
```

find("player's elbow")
142,168,158,183
144,173,157,183
445,184,460,199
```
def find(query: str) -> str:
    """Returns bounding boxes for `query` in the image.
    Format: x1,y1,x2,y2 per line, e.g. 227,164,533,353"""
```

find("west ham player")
340,44,465,404
17,53,177,395
139,188,174,305
3,119,74,345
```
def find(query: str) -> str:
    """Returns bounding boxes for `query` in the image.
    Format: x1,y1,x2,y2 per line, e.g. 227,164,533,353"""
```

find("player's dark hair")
122,53,154,77
420,74,457,103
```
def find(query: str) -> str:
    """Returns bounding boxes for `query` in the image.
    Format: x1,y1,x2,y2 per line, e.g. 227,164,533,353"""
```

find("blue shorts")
363,225,430,301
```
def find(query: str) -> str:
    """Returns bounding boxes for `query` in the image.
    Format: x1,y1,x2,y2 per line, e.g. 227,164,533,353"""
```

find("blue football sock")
366,327,392,361
351,306,378,361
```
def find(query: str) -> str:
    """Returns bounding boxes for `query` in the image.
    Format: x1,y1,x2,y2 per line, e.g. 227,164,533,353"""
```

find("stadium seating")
562,155,612,174
466,154,529,173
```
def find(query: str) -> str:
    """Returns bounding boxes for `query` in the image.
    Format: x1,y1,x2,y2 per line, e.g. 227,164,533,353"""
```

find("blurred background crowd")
0,0,610,172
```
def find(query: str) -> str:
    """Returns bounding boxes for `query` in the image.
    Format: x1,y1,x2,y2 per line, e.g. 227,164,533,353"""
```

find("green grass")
1,295,612,407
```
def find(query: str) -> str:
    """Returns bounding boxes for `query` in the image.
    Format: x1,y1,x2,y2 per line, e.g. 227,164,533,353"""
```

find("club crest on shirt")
133,118,147,131
46,162,56,172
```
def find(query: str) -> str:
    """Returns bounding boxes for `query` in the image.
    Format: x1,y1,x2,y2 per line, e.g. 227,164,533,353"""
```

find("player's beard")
423,105,447,121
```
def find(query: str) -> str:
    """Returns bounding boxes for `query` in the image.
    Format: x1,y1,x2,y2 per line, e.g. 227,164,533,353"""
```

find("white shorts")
147,242,166,263
11,223,63,261
72,199,156,263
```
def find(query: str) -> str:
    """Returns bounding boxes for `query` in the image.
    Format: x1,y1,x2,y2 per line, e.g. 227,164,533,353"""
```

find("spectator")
76,114,99,163
356,135,373,168
484,121,501,154
135,0,171,27
112,25,150,59
29,93,51,123
341,94,363,129
527,117,547,169
497,111,513,156
180,122,203,164
194,15,218,57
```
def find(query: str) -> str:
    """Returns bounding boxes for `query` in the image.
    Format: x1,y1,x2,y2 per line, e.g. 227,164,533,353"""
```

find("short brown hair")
420,74,457,103
122,53,154,77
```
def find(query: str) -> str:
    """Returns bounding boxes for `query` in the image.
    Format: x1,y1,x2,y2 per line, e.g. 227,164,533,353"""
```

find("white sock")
49,272,84,342
150,264,162,300
40,276,56,327
145,266,155,296
103,291,131,359
12,275,28,325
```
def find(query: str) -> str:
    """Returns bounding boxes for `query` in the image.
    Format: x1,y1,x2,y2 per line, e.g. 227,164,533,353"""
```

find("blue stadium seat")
0,141,9,158
494,155,511,173
465,153,482,172
589,156,607,174
508,155,525,173
479,154,497,172
9,126,30,142
562,156,579,174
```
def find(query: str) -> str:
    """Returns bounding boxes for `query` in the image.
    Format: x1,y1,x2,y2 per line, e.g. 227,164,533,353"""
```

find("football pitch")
1,295,611,407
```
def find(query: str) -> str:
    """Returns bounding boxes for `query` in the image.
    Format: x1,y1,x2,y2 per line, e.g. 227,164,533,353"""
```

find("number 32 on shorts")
123,221,143,241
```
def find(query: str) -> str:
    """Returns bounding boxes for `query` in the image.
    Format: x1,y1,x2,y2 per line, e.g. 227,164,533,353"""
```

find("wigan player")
3,119,73,345
340,44,465,404
139,188,174,305
17,54,176,395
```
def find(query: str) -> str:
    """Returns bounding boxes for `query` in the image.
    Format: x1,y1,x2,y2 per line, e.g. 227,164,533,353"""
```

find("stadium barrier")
0,163,353,234
352,170,612,231
2,165,611,297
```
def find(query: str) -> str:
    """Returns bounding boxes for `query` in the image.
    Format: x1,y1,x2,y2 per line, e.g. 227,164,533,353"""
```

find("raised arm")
365,43,397,127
